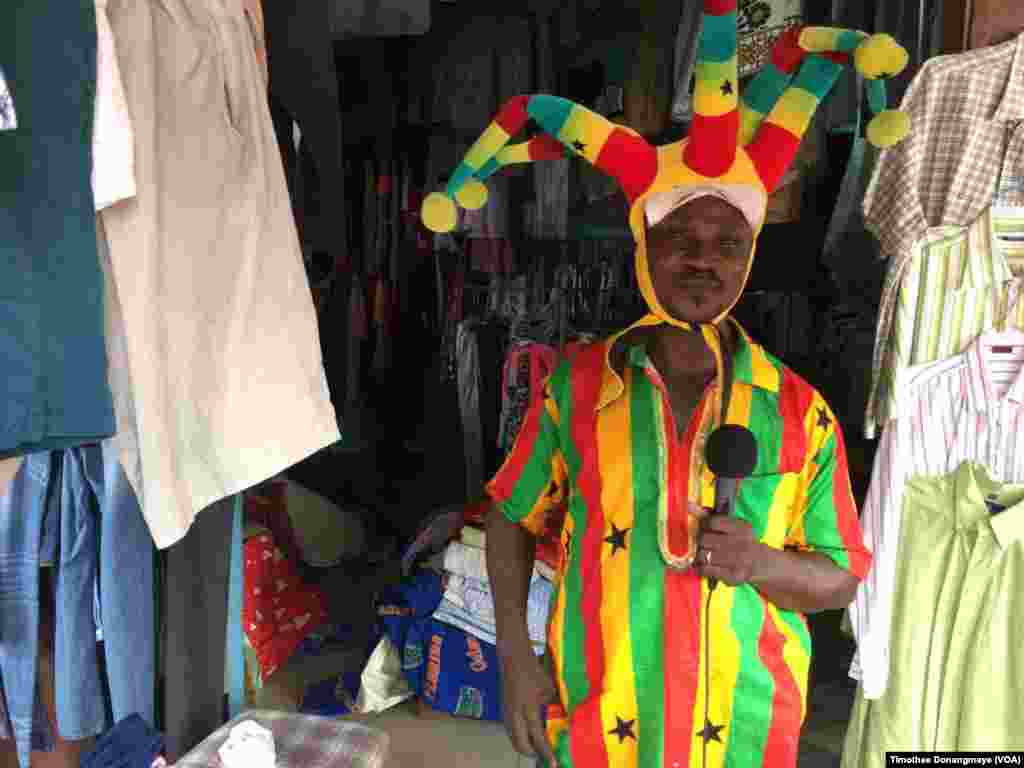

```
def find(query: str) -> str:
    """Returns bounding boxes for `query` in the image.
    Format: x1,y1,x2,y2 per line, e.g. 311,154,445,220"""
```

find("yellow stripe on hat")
559,106,616,164
464,122,513,172
765,87,819,139
495,142,532,165
798,26,843,52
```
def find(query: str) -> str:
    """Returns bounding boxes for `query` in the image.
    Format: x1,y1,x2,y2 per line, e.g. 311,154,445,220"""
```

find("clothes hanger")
979,280,1024,351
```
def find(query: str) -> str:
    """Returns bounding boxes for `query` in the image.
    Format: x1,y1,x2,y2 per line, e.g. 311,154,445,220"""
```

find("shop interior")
2,0,1024,766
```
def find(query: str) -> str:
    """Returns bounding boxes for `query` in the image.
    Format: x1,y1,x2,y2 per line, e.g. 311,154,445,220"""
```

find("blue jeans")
0,453,55,768
54,443,154,739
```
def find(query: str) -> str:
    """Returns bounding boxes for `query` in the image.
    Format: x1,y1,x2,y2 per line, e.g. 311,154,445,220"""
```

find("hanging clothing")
456,322,484,501
487,321,869,768
867,210,1024,432
842,462,1024,766
863,34,1024,437
0,0,115,458
0,453,57,768
100,0,339,548
848,335,1024,700
737,0,804,78
93,0,136,211
53,443,155,740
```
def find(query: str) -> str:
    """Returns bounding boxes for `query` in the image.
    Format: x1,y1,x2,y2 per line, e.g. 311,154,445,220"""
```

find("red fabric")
243,532,330,680
684,109,741,178
747,121,802,193
245,480,304,566
494,96,531,135
595,128,659,203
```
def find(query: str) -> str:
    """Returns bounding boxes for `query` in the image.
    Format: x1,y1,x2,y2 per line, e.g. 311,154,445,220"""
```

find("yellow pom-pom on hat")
854,33,909,79
455,178,489,210
867,109,911,148
421,192,458,234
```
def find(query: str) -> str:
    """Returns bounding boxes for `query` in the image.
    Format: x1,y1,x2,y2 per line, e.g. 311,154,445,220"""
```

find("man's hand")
695,512,767,586
499,647,558,766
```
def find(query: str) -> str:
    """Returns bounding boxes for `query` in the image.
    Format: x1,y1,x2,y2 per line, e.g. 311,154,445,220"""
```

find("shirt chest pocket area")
735,472,803,550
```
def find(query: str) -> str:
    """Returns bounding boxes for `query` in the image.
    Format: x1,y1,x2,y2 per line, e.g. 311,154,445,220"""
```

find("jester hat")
421,0,911,424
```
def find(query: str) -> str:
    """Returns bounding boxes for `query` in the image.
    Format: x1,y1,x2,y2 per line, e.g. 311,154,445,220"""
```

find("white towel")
217,720,276,768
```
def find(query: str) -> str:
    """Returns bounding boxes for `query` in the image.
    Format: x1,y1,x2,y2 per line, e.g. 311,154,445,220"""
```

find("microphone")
705,425,758,518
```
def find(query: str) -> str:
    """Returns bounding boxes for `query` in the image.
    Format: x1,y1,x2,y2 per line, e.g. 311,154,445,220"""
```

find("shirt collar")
992,33,1024,122
965,335,1024,411
597,315,780,411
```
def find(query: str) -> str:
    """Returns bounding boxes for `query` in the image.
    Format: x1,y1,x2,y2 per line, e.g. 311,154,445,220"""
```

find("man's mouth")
678,277,721,290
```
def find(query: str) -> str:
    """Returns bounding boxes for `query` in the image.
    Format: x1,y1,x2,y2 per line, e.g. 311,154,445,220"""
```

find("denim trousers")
54,442,154,740
0,453,56,768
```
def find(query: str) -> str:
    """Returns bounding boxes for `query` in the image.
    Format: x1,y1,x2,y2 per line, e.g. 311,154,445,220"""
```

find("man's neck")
648,321,732,383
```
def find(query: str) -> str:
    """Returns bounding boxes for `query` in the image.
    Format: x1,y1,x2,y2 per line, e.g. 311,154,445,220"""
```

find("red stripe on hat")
757,614,802,767
494,95,531,136
685,110,741,178
529,134,567,161
704,0,737,13
823,51,851,65
595,128,659,204
567,344,611,768
746,122,801,193
771,27,808,74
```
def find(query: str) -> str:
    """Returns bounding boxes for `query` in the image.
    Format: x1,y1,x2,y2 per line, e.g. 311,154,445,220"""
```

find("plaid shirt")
863,34,1024,437
172,711,389,768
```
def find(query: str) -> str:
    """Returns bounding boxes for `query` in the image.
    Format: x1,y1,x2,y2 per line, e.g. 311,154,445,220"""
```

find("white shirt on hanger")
849,332,1024,699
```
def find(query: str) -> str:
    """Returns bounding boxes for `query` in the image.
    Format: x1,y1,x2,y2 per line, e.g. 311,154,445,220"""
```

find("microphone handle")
711,476,741,517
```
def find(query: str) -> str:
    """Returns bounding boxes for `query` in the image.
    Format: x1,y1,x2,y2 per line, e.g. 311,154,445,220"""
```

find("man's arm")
487,505,558,765
696,515,859,613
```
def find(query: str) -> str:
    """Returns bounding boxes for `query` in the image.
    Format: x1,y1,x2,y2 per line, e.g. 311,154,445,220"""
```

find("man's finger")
526,705,557,767
507,712,534,757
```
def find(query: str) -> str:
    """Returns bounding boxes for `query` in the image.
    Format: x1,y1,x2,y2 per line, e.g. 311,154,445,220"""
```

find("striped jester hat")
421,0,911,424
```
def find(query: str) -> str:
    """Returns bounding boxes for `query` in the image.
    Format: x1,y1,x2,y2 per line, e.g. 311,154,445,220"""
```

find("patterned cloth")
865,208,1024,435
487,318,870,768
843,463,1024,765
737,0,804,77
863,35,1024,436
171,711,389,768
848,334,1024,700
243,532,329,680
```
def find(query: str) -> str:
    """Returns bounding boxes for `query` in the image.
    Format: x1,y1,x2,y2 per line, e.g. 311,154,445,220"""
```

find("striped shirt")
865,208,1024,437
487,318,870,768
849,336,1024,699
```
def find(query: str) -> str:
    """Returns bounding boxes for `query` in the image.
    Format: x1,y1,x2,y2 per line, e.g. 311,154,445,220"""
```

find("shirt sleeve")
486,377,568,537
845,414,906,699
785,397,872,580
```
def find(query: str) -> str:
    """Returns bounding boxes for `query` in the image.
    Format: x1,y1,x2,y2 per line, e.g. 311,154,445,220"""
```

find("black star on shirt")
604,523,630,555
816,407,832,430
608,717,636,743
697,719,725,744
572,140,586,153
720,80,734,96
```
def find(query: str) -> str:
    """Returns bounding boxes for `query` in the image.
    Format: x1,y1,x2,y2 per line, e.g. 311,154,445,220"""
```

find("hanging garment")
863,34,1024,437
100,0,339,548
456,322,484,501
0,1,115,458
52,443,155,740
669,0,704,124
866,210,1024,433
0,675,54,754
848,334,1024,700
0,63,15,131
0,453,57,768
241,0,267,86
162,497,234,761
93,0,136,211
842,462,1024,766
264,0,347,266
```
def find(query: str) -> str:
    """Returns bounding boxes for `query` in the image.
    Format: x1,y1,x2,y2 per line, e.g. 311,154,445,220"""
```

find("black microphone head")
705,425,758,479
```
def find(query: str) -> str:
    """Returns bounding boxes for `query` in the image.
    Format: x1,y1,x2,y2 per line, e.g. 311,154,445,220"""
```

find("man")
418,5,908,765
485,193,870,768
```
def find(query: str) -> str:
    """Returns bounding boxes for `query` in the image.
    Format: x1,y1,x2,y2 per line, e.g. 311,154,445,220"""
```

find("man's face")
645,195,755,325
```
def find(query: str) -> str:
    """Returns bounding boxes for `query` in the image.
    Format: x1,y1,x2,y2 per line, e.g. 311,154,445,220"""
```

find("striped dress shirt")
849,336,1024,699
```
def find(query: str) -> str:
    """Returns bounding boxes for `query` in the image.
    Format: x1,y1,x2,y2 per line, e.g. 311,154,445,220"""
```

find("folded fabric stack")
434,538,552,655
